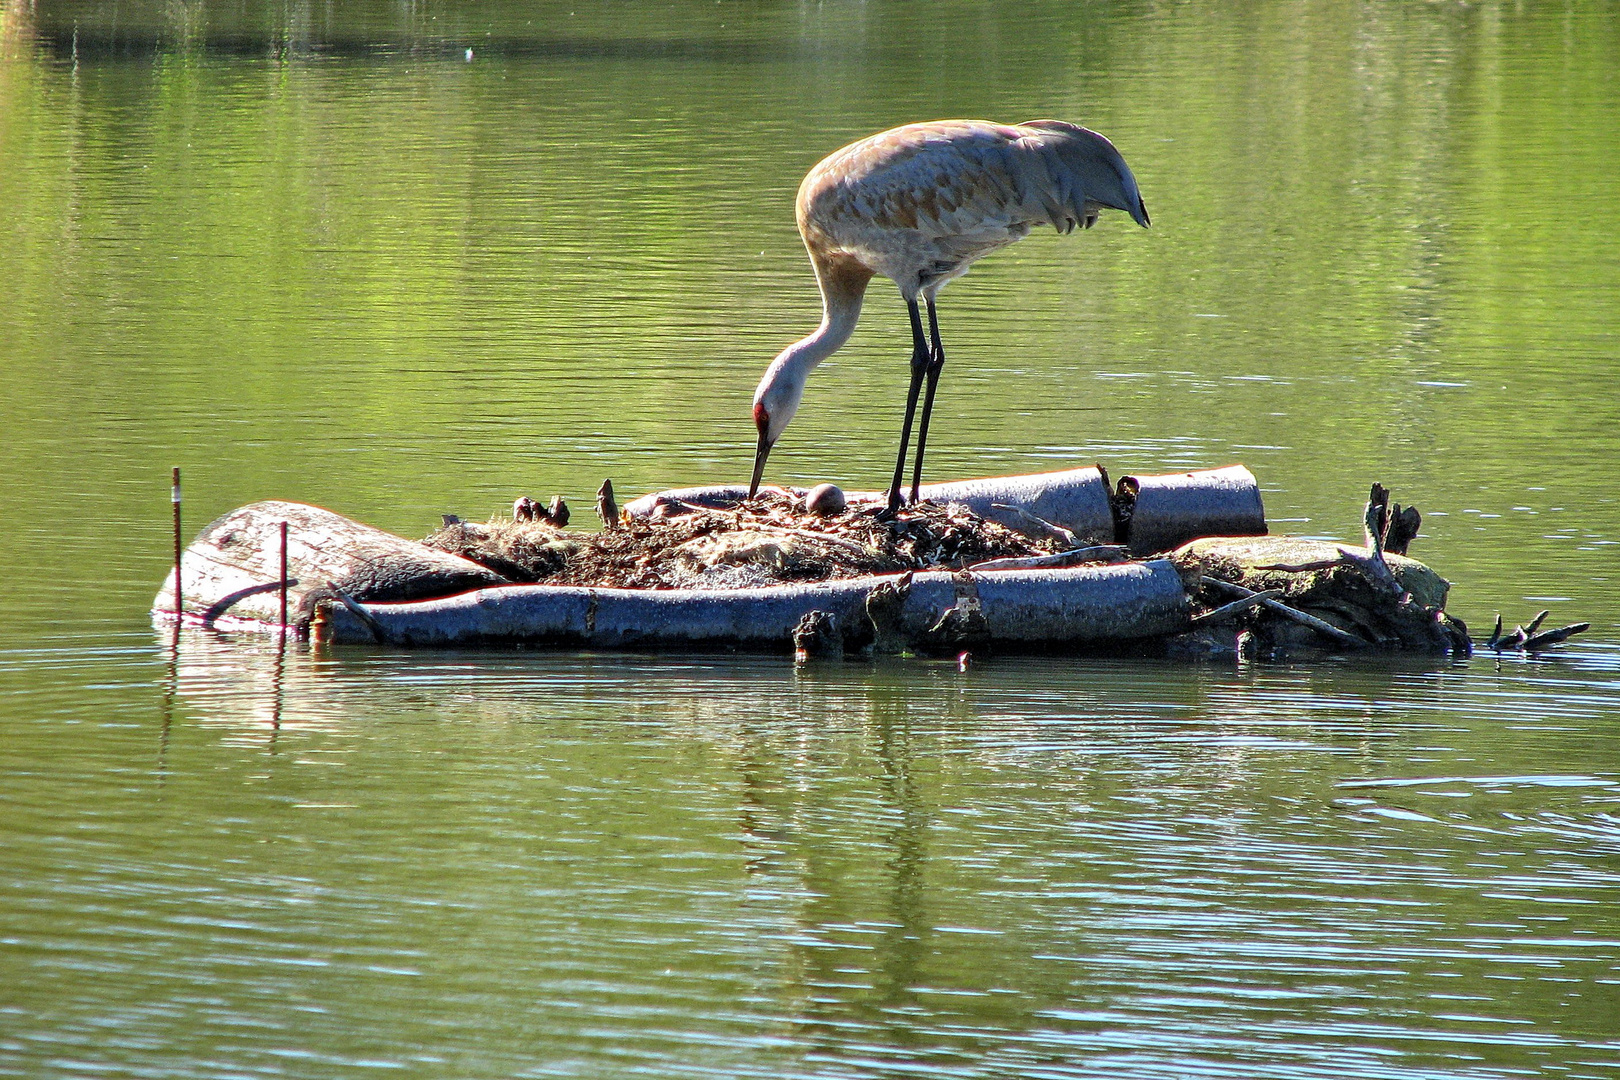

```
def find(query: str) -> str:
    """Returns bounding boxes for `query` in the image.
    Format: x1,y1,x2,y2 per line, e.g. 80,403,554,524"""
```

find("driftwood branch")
1254,559,1343,573
1524,623,1591,650
1190,588,1284,627
1364,483,1390,554
328,586,386,644
1484,609,1589,652
1364,482,1422,556
1358,493,1404,595
1204,578,1366,648
1255,546,1402,597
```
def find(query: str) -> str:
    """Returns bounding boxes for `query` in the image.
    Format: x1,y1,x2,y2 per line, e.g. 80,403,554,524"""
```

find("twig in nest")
596,480,619,529
990,504,1078,547
734,521,871,557
968,545,1127,571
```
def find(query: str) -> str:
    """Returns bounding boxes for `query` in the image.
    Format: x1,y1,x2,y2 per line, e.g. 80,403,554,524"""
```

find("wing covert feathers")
797,118,1147,267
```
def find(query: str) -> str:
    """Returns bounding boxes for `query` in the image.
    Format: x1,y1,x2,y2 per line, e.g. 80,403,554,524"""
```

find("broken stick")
1205,578,1366,648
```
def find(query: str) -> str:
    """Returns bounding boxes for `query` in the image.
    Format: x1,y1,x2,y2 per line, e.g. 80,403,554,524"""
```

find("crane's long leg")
885,299,933,514
908,297,946,503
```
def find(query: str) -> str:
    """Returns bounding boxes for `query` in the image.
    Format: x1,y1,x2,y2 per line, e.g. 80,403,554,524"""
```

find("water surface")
2,2,1618,1076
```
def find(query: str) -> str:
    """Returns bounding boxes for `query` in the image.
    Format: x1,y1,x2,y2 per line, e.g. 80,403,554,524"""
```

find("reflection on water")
4,633,1619,1077
3,0,1619,1076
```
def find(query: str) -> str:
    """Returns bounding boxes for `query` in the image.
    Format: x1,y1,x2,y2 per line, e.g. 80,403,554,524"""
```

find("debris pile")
423,491,1062,591
1169,535,1470,656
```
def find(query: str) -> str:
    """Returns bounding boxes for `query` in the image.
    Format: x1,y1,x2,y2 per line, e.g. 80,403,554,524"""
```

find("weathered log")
1118,465,1266,554
152,501,509,629
624,467,1118,545
318,560,1192,651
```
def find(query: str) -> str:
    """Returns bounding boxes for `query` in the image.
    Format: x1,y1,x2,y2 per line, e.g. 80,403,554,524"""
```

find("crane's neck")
779,275,864,380
754,255,871,443
749,254,873,497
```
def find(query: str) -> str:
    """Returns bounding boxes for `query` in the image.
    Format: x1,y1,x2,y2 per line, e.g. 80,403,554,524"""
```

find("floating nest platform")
152,465,1582,659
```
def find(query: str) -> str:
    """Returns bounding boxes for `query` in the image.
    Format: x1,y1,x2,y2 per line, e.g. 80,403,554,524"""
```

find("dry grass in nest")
424,492,1058,590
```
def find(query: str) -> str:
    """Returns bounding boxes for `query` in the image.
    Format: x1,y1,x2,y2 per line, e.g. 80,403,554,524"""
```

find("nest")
424,492,1058,590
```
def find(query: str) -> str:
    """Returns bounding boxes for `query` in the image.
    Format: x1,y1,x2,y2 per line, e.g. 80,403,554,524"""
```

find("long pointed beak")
748,431,774,499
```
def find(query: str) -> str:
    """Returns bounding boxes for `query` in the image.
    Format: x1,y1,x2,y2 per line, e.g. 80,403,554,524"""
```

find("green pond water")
2,2,1618,1077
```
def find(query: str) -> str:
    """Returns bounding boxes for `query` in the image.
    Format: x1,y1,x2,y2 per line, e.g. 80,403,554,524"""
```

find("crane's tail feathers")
1020,119,1149,230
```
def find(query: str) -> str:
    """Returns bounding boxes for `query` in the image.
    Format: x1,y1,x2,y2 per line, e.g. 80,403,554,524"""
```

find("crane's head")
747,351,808,499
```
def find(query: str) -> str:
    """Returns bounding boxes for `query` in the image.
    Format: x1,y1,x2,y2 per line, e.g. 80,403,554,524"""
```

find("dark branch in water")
1485,609,1590,652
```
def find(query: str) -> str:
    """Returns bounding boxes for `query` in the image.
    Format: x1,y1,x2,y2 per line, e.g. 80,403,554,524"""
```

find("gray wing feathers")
799,119,1147,273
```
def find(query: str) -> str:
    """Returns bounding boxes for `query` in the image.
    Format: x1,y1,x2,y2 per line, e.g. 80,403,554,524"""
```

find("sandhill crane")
747,119,1150,513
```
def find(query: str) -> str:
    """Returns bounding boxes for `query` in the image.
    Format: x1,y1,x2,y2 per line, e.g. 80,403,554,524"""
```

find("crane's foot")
875,490,904,522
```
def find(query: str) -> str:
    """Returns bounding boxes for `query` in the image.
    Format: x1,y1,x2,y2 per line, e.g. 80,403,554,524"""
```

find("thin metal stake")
171,467,183,620
278,520,290,634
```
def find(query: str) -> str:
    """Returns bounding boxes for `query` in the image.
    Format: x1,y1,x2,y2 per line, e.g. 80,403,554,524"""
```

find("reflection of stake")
596,480,618,529
171,466,183,619
278,521,290,636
